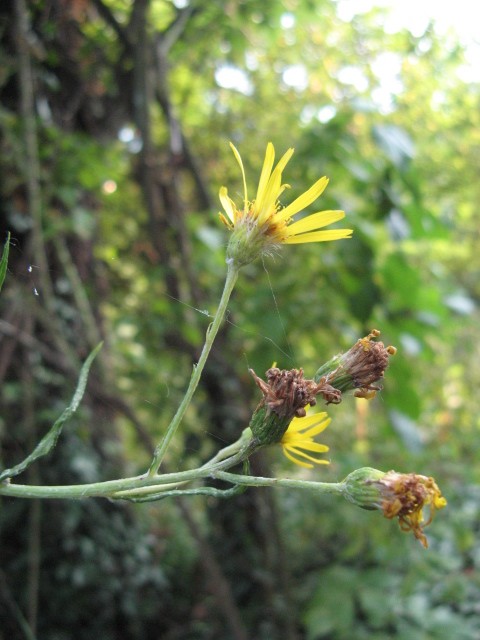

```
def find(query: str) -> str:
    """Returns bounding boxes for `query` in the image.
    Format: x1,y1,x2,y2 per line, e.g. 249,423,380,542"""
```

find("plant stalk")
147,261,239,475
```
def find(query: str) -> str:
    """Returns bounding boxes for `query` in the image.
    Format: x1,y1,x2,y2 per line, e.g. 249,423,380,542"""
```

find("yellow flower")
280,412,330,468
219,142,352,265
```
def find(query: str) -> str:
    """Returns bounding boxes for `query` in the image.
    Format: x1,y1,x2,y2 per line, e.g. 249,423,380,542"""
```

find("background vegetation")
1,1,479,638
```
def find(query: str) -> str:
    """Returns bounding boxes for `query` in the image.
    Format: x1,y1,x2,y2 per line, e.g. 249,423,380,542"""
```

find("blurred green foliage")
1,0,480,638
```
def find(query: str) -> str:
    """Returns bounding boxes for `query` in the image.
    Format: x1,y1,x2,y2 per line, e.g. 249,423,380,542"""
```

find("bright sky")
338,0,475,34
337,0,480,80
214,0,480,100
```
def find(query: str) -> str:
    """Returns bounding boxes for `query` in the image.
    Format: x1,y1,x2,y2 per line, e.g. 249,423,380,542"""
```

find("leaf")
0,342,103,482
0,231,10,292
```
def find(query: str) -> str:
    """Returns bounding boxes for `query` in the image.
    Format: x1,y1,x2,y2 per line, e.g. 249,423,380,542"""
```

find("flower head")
375,471,447,548
219,142,352,266
281,412,330,468
248,367,328,446
314,329,397,404
342,467,447,548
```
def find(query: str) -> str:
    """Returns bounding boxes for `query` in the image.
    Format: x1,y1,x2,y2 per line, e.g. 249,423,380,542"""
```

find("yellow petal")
274,147,295,174
219,186,236,223
298,412,329,427
285,210,345,236
284,412,329,436
255,142,275,206
276,183,290,200
256,148,294,224
229,142,248,206
284,416,307,434
218,212,233,228
289,441,329,453
282,447,314,469
276,176,329,222
301,418,331,438
285,445,330,465
284,229,353,244
283,424,303,436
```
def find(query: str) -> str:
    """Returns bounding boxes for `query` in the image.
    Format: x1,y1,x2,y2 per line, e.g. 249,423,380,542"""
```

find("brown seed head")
250,367,325,419
315,330,396,403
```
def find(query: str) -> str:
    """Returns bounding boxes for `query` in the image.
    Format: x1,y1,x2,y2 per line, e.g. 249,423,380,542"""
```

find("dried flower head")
219,142,352,266
342,467,447,548
374,471,447,548
248,367,328,445
314,330,397,404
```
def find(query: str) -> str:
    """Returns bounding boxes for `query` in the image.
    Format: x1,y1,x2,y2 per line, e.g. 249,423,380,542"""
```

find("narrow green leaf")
0,232,11,293
0,342,103,482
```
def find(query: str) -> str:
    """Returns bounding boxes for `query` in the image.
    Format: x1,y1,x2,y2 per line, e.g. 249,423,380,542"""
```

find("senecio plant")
0,142,446,548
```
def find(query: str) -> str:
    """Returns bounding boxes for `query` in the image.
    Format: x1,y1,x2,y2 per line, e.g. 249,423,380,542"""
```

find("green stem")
213,470,344,496
113,439,255,499
147,261,239,476
203,428,251,466
0,442,254,501
0,473,192,500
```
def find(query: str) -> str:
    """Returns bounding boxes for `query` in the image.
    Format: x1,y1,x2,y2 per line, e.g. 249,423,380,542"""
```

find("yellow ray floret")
281,412,331,469
219,142,353,249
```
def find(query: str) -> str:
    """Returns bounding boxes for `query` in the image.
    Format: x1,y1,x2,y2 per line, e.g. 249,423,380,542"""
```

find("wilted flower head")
248,367,328,446
314,330,397,404
375,471,447,548
219,142,352,266
342,467,447,548
280,412,330,468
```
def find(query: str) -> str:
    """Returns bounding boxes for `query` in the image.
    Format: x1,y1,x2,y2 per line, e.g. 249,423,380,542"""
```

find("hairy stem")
147,261,239,475
213,470,344,496
0,443,252,500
